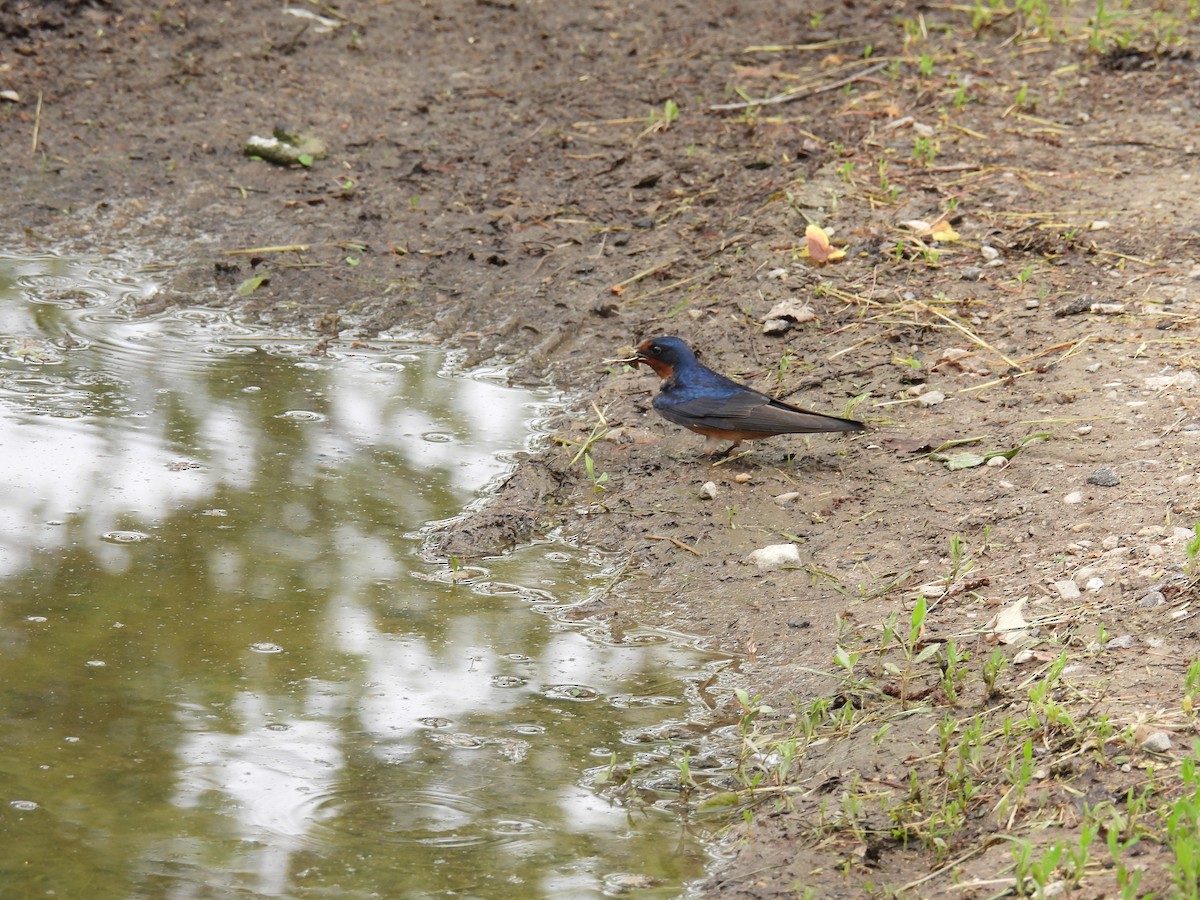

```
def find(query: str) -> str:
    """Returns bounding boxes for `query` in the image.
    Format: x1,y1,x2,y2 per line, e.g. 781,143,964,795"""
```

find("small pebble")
917,389,945,407
1101,535,1121,550
700,481,718,500
1076,425,1093,435
1142,731,1172,753
762,318,790,336
1064,491,1083,504
1024,298,1040,310
986,455,1008,468
1085,576,1105,592
774,491,801,503
1053,580,1081,600
1104,634,1133,649
1139,590,1165,608
734,472,752,484
980,245,1000,262
747,544,801,570
1087,466,1121,487
960,266,984,281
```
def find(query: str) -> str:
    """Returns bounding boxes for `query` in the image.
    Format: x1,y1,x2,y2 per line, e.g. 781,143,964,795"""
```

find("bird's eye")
651,343,661,353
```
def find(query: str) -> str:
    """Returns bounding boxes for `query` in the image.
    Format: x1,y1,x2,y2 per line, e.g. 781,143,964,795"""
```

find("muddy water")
0,256,728,898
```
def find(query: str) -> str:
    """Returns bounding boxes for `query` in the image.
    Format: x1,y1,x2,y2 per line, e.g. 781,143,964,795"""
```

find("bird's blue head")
635,336,696,377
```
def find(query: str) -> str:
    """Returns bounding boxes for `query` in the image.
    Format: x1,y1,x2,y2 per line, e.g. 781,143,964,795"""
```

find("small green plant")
877,159,900,202
947,533,974,583
775,348,796,394
918,53,935,76
912,135,937,165
1107,824,1143,898
1167,748,1200,898
567,405,610,493
675,750,697,789
1185,520,1200,577
834,644,861,677
939,640,969,703
998,738,1035,825
982,648,1008,699
640,98,680,138
734,689,772,734
836,160,855,184
1186,659,1200,715
1017,265,1035,284
1064,819,1098,887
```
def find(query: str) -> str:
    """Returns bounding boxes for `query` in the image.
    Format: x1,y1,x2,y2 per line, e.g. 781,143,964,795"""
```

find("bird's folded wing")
660,391,862,434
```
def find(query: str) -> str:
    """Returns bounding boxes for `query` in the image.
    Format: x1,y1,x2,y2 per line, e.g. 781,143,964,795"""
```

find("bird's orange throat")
636,356,674,379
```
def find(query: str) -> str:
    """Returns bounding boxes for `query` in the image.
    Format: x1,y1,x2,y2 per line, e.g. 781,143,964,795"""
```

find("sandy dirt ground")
4,0,1200,894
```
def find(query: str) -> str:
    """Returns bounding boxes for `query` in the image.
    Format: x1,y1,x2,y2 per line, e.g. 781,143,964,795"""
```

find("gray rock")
1142,731,1172,753
1139,590,1166,608
1087,466,1121,487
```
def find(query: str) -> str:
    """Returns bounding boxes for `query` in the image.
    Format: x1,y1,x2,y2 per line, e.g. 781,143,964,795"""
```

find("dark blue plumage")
635,335,864,455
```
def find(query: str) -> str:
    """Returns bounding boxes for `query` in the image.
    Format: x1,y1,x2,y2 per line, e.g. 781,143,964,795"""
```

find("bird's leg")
712,440,743,461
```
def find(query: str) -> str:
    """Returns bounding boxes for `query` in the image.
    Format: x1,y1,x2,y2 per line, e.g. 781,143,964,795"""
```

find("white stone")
748,544,801,569
1053,580,1081,600
699,481,718,500
1064,491,1083,504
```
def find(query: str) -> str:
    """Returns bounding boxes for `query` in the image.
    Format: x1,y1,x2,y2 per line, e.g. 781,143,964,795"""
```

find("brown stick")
709,61,889,112
31,91,43,157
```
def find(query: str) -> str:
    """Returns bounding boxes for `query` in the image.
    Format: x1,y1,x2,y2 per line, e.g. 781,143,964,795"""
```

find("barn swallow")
634,335,865,456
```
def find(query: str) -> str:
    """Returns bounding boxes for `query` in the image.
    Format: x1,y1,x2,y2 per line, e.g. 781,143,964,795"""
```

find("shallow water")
0,256,730,898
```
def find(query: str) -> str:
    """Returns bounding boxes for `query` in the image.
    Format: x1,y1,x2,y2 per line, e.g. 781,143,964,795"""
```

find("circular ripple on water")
312,788,543,849
275,409,326,422
541,684,601,702
100,530,151,544
430,732,485,750
490,675,526,688
201,344,258,357
417,717,452,729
